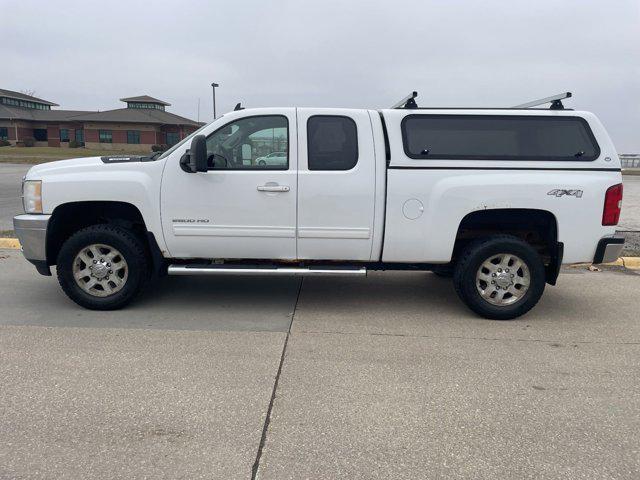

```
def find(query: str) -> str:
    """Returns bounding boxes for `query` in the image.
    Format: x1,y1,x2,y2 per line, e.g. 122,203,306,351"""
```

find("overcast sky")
2,0,639,152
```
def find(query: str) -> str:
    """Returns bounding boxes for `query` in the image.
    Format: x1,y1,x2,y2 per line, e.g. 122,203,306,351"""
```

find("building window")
166,132,180,146
59,129,69,142
0,97,50,110
33,129,48,141
75,129,84,143
0,127,8,140
127,102,165,111
127,130,140,144
99,130,112,143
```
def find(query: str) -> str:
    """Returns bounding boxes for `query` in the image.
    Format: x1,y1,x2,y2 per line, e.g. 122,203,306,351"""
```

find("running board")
167,264,367,277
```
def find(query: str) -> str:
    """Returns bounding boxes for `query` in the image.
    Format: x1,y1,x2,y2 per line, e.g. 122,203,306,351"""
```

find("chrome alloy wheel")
476,253,530,306
72,243,128,297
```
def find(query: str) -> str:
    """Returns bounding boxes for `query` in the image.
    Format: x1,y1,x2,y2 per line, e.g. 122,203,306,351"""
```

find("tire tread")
56,224,149,310
453,235,545,320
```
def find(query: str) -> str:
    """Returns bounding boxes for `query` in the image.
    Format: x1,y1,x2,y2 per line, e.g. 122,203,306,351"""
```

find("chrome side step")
167,265,367,277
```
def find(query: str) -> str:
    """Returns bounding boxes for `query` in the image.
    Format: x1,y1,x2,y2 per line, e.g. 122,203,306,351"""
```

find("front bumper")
593,235,625,264
13,214,51,275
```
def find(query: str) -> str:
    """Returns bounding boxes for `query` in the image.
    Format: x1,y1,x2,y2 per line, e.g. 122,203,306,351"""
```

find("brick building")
0,89,202,152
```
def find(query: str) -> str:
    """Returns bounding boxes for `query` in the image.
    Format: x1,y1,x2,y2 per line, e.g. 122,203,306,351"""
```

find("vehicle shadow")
289,271,471,331
1,260,301,331
136,274,301,309
287,270,589,337
2,256,591,335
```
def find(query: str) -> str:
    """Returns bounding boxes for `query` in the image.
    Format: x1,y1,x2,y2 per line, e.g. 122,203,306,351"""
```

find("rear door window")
307,115,358,170
401,115,599,161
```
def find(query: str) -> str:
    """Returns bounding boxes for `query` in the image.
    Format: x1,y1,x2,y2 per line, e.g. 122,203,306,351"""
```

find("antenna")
391,91,418,109
234,102,244,111
512,92,572,110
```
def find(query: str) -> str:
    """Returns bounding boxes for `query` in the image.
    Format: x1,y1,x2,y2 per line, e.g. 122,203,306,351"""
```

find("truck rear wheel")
453,235,545,320
56,224,149,310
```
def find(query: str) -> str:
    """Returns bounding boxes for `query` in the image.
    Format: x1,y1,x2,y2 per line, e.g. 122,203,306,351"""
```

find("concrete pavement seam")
250,277,304,480
291,329,640,346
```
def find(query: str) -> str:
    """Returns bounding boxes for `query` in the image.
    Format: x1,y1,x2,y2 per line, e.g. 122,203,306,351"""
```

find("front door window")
206,115,288,170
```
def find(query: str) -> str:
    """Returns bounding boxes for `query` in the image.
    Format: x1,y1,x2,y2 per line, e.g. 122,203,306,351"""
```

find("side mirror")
179,135,208,173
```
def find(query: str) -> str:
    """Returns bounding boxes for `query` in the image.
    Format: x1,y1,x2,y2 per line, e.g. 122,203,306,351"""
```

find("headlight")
23,180,43,213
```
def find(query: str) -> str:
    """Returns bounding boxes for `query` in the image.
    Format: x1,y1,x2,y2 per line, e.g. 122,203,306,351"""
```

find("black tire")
453,235,545,320
56,224,149,310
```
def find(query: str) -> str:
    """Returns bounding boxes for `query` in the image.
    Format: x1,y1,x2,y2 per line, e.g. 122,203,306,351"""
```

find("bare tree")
20,89,36,97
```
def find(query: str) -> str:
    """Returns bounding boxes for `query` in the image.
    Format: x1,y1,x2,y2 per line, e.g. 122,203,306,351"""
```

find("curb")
0,238,20,249
564,258,639,270
1,237,639,269
624,257,640,269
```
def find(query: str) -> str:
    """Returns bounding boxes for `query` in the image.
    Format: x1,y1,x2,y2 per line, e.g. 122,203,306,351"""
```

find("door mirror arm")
179,151,194,172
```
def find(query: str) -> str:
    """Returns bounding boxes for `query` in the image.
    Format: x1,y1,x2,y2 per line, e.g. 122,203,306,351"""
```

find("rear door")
296,109,377,261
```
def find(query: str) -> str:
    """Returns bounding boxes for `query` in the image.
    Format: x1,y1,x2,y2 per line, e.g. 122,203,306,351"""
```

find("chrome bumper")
13,214,51,262
593,235,625,264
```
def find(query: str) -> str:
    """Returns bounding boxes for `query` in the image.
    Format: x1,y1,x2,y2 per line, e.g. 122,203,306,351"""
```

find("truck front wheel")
56,224,149,310
453,235,545,320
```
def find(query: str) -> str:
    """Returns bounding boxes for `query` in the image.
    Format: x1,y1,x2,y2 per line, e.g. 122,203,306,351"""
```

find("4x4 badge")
547,189,583,198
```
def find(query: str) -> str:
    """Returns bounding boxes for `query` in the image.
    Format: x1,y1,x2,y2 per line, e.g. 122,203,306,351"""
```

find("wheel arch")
453,208,562,285
46,201,164,275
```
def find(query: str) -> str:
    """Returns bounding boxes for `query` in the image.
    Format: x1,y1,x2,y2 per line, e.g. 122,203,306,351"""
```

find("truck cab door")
160,109,298,259
296,109,377,261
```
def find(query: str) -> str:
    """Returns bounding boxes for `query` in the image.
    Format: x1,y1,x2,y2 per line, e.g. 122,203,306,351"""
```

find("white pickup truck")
14,92,624,319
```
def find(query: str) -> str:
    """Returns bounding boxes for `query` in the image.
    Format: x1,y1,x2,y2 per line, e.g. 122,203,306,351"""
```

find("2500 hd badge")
172,219,210,223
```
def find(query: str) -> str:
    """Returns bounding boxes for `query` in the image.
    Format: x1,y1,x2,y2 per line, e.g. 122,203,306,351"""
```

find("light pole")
211,82,219,119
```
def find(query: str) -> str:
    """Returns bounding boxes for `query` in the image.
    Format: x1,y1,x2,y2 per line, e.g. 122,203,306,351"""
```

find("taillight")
602,183,623,226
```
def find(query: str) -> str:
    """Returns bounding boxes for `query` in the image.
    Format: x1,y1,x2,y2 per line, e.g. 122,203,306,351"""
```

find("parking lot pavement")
261,270,640,479
0,163,30,231
0,326,286,480
0,249,297,479
620,176,640,255
289,270,640,343
260,333,640,479
621,175,640,232
2,249,640,479
0,249,301,332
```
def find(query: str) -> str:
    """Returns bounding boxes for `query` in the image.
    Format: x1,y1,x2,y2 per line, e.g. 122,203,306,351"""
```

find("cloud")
2,0,639,151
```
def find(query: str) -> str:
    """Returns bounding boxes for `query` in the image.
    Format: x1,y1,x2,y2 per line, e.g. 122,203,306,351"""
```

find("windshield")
157,123,209,160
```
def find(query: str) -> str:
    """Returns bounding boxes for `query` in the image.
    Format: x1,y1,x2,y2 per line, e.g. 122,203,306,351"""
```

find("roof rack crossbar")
512,92,572,110
391,91,418,109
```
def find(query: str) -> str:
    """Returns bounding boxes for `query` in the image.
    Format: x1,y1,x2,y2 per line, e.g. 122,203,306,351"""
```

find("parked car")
14,93,623,319
255,151,287,167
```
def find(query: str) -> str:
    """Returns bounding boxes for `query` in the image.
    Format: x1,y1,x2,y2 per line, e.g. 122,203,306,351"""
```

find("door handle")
257,185,290,192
